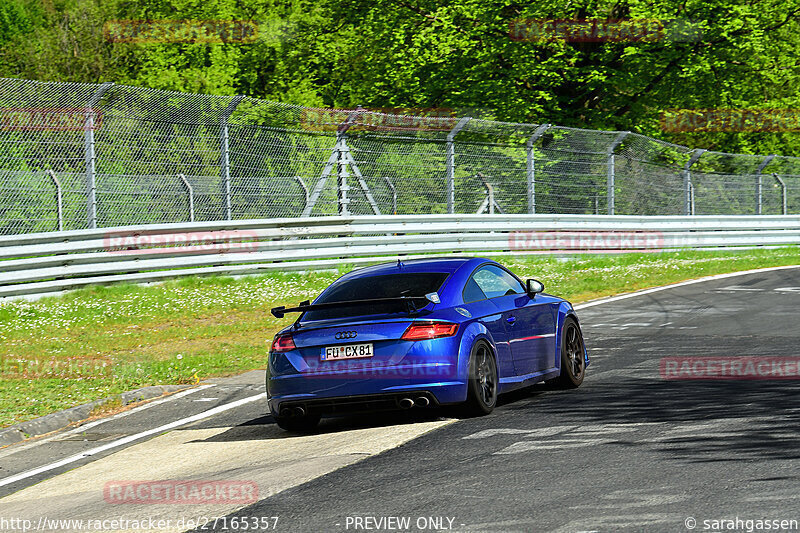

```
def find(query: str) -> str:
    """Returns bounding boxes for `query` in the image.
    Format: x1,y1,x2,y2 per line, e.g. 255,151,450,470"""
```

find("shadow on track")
520,377,800,463
192,408,450,442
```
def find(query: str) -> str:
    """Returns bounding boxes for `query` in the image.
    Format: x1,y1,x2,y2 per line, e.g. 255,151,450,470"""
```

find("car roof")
339,257,492,281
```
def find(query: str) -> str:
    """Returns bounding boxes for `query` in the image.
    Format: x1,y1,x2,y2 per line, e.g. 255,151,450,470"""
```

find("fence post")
302,108,365,217
337,135,350,216
755,155,776,215
606,131,629,215
178,174,194,222
84,82,113,229
339,140,382,215
446,117,471,214
682,149,706,215
773,173,787,215
294,176,309,213
382,177,397,215
475,173,504,214
220,95,244,221
46,170,63,231
303,137,342,217
526,124,551,214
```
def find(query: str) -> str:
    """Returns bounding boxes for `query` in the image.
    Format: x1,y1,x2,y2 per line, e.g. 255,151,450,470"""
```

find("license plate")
322,343,374,361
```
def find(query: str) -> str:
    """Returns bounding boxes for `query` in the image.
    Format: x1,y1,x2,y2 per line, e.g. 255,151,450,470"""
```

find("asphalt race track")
1,266,799,532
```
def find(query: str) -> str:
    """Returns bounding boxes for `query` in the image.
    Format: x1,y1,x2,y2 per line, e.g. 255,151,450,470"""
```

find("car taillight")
271,333,296,352
401,321,459,340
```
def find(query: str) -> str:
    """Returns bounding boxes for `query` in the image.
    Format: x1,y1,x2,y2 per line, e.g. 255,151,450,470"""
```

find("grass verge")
1,247,799,428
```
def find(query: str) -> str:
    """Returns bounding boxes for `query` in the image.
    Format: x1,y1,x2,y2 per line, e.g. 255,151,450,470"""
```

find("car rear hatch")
290,316,415,374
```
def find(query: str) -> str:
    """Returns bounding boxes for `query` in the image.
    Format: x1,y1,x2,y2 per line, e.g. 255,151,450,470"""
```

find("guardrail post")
46,170,63,231
682,149,705,215
446,117,471,214
606,131,629,215
755,155,776,215
84,82,113,229
526,124,551,214
773,173,787,215
178,174,194,222
220,95,244,221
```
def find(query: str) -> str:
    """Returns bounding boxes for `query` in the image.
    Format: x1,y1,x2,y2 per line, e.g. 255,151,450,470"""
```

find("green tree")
3,0,800,155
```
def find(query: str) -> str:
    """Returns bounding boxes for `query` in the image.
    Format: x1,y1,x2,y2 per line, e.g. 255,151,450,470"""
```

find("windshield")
301,272,449,322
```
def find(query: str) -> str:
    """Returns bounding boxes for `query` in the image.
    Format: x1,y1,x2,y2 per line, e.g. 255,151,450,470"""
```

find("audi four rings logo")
335,331,358,340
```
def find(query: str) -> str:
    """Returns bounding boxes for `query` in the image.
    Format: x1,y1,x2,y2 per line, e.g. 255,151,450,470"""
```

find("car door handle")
507,316,517,324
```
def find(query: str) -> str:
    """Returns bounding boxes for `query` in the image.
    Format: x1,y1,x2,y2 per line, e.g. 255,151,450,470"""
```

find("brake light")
401,322,459,340
271,333,296,352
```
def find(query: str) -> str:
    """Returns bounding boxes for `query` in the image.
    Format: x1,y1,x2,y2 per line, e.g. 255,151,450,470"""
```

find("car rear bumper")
267,365,467,416
270,391,445,418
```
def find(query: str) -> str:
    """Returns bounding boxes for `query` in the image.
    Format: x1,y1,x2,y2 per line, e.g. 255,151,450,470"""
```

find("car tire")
274,412,321,432
462,340,498,416
550,317,586,389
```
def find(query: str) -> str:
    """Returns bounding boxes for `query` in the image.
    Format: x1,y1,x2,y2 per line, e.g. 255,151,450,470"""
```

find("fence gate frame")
302,108,383,216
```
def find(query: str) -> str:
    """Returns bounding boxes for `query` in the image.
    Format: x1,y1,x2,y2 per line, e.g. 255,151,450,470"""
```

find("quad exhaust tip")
398,396,430,409
284,398,430,416
280,406,307,418
398,398,414,409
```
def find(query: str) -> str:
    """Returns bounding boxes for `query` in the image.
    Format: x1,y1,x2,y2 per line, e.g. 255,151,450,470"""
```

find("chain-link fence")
2,77,800,235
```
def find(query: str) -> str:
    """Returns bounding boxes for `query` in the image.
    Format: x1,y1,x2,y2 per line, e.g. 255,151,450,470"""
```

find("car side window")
470,265,525,300
462,276,487,303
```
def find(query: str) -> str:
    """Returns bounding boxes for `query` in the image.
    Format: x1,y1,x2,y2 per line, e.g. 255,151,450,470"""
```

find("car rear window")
302,272,449,322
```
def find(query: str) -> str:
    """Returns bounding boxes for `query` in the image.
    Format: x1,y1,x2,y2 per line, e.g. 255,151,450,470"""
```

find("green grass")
1,247,799,428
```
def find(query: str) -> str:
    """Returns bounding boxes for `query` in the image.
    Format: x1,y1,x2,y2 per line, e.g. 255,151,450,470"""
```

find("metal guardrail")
1,214,799,298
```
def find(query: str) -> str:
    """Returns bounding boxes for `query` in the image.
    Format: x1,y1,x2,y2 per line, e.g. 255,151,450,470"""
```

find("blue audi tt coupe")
268,257,588,431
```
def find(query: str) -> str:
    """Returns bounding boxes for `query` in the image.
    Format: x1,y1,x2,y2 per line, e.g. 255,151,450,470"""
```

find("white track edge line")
0,385,215,460
0,392,265,488
573,264,800,310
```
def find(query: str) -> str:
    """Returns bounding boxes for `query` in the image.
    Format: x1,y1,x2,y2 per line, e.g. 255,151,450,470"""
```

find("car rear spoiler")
270,292,440,319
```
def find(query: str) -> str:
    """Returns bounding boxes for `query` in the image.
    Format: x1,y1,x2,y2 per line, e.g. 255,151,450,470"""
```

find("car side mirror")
526,279,544,297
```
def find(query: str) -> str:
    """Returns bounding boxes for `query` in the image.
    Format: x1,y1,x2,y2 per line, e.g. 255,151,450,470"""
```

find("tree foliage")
2,0,800,155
